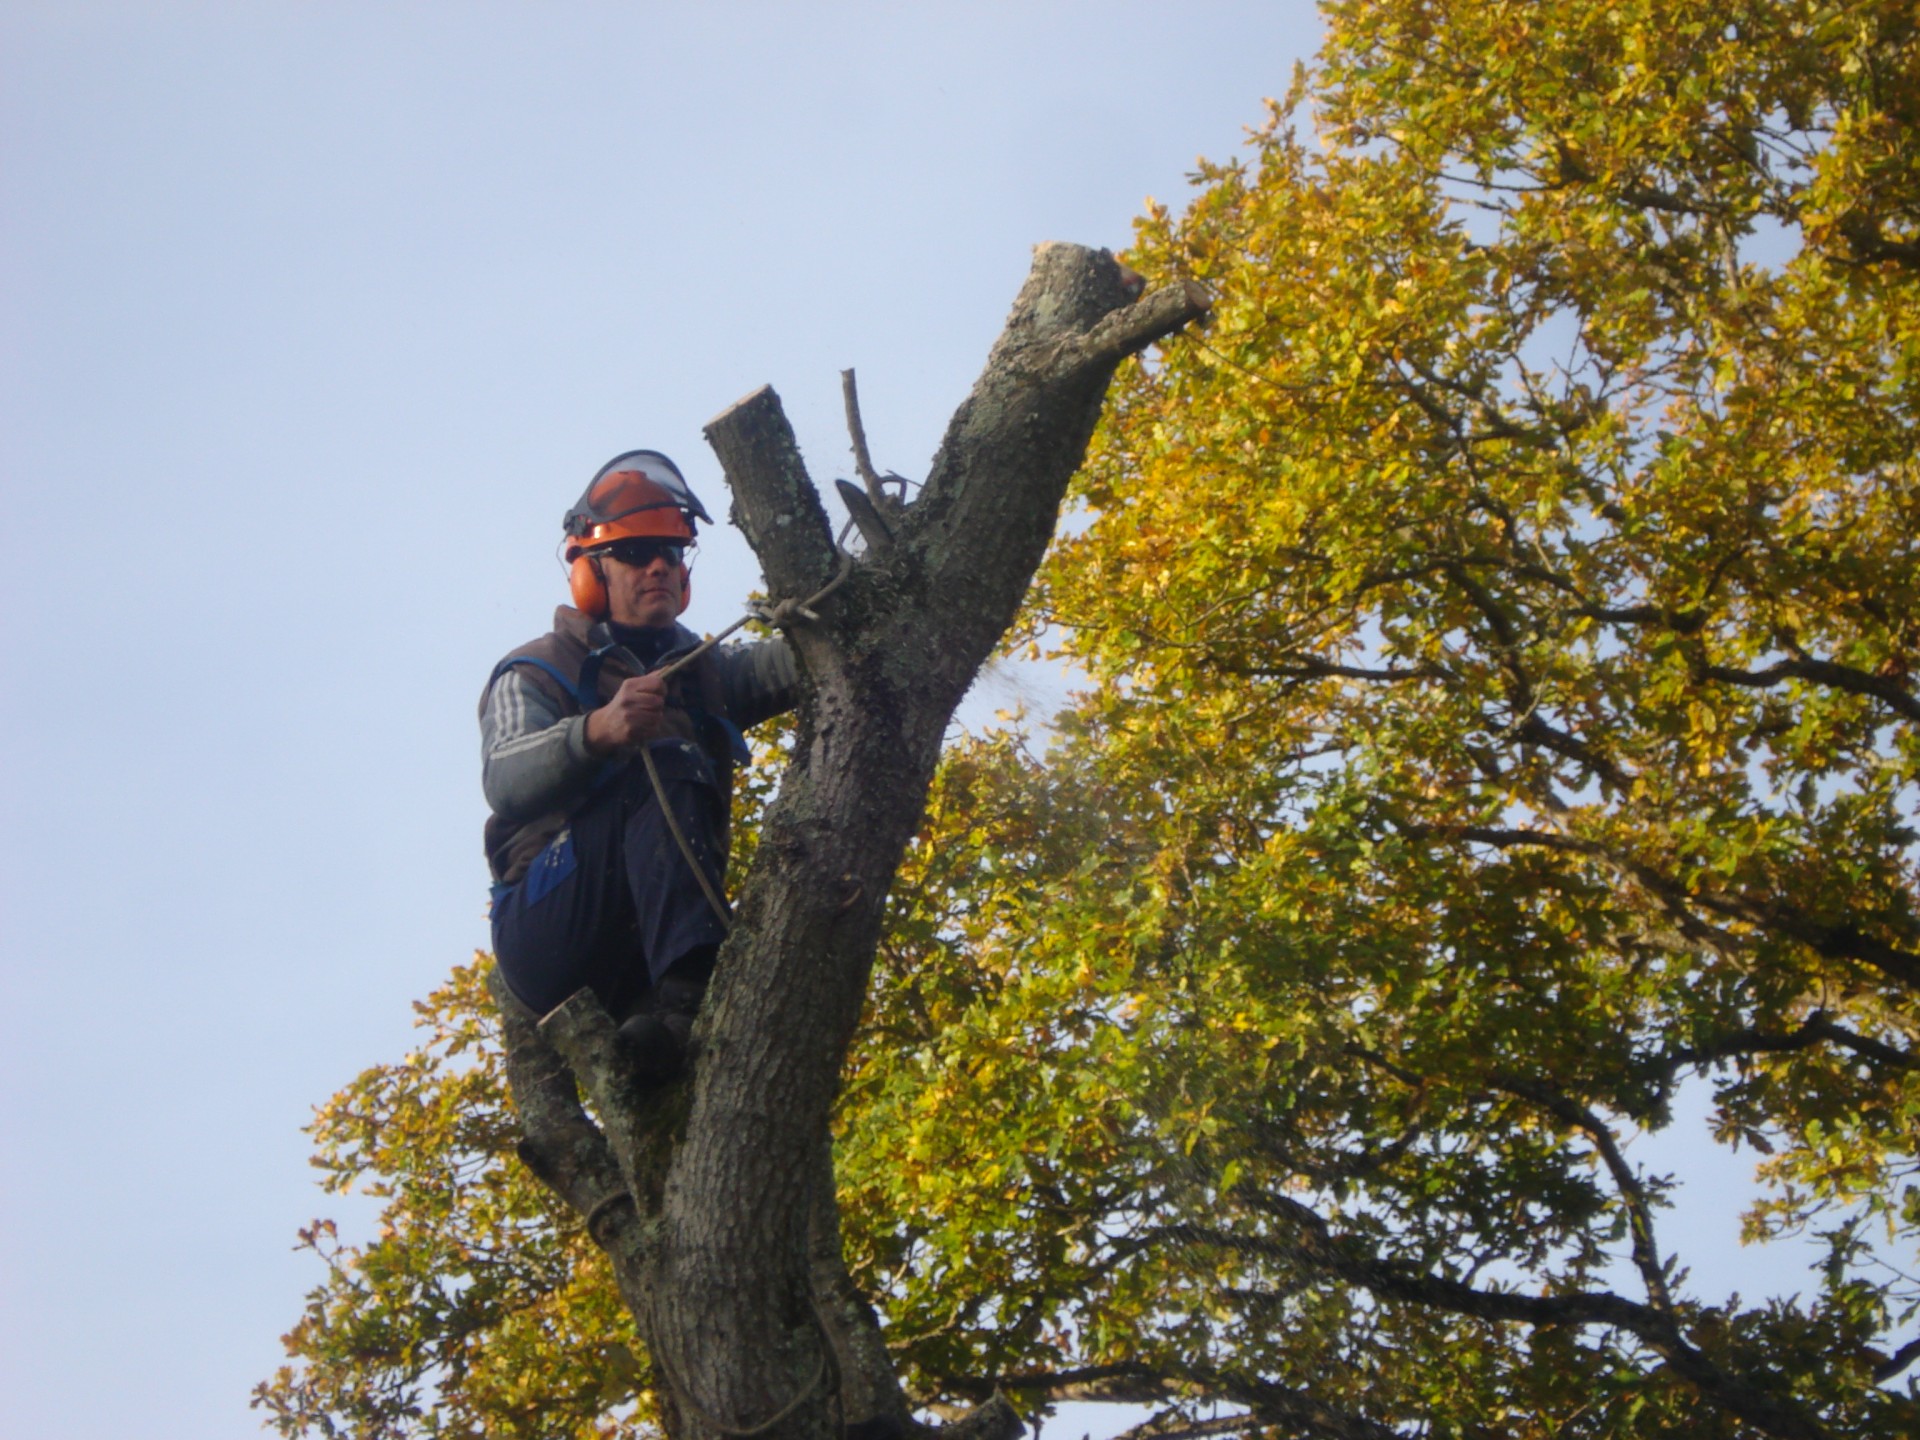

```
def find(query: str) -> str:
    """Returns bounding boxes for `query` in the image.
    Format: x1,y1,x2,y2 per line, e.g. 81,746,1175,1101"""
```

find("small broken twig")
836,367,916,552
841,367,887,505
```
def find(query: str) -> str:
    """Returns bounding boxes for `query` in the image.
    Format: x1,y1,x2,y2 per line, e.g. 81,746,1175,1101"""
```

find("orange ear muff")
569,555,609,617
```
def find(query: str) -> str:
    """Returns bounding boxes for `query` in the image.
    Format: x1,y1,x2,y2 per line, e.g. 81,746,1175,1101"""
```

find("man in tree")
481,449,797,1079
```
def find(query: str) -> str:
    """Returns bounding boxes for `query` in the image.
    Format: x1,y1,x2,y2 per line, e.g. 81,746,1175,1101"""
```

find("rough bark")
496,243,1208,1440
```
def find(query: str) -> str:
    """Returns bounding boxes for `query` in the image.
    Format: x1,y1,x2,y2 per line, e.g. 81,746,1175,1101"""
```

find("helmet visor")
572,450,714,532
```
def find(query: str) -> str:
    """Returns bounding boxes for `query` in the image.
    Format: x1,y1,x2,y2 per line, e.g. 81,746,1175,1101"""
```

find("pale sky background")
0,5,1822,1439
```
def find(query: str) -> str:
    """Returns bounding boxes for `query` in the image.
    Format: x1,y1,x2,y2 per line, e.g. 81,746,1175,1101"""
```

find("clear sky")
0,5,1804,1439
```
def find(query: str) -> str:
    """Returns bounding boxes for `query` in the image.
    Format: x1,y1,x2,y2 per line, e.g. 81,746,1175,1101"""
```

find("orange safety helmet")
562,450,714,618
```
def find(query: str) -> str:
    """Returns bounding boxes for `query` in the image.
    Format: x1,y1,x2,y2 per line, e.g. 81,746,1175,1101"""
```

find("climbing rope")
641,741,735,932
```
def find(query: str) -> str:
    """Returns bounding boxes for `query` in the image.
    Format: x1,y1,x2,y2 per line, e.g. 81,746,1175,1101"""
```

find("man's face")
598,540,686,628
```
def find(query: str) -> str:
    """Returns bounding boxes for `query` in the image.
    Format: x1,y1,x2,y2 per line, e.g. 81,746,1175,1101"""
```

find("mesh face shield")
562,450,714,555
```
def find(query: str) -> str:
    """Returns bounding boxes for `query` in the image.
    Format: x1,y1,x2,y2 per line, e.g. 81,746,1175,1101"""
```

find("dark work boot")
655,948,713,1033
654,974,706,1025
614,1012,684,1083
613,952,712,1083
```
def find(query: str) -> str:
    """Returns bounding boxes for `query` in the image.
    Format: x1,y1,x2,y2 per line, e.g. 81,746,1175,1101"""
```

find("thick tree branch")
487,969,655,1305
1697,653,1920,723
1226,1381,1408,1440
1492,1075,1677,1315
1511,712,1635,792
1401,820,1920,994
1068,278,1212,370
1107,1412,1259,1440
1667,886,1920,995
707,386,842,604
1875,1334,1920,1383
1133,1198,1833,1440
936,1364,1177,1406
1676,1013,1917,1073
804,1135,913,1435
904,247,1209,683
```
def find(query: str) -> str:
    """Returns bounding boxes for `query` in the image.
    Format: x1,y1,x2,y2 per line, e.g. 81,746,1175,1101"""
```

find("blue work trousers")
491,739,729,1018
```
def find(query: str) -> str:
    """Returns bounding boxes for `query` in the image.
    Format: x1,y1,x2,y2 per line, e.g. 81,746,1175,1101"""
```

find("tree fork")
496,243,1207,1440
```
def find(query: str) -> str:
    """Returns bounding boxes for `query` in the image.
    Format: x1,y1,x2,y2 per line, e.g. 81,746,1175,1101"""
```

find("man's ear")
677,562,692,615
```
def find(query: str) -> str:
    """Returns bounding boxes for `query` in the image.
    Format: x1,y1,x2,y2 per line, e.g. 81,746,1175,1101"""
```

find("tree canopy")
261,4,1920,1438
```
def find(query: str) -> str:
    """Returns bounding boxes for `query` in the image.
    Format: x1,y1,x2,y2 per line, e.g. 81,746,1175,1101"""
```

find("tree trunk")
495,243,1208,1440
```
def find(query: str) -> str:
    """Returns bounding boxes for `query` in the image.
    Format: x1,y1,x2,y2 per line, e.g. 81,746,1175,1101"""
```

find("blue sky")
0,5,1807,1439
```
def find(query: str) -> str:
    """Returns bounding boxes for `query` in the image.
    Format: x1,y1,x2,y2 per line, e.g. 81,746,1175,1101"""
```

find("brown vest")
481,606,735,884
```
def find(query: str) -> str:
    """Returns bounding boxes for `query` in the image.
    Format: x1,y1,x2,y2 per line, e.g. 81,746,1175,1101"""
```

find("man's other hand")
585,673,669,753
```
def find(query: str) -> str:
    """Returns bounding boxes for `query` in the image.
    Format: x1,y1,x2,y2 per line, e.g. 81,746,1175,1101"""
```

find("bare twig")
841,368,887,504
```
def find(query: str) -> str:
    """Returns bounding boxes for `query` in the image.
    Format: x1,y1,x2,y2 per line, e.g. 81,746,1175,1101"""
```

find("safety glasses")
600,538,688,568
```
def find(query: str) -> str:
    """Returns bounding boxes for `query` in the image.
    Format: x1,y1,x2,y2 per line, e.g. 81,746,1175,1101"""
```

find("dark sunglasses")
601,539,687,568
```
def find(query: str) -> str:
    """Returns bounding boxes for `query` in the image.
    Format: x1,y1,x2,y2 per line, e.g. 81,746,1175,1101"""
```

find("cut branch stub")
706,385,840,603
1071,278,1212,370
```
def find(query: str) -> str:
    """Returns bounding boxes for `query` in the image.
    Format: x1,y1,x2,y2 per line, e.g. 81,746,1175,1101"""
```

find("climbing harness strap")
490,651,604,712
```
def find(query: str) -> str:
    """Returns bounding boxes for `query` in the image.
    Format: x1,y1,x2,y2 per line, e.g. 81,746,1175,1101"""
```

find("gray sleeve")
716,637,800,731
480,668,602,821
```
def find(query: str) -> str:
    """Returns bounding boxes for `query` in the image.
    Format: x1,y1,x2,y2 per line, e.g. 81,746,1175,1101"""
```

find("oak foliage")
260,5,1920,1437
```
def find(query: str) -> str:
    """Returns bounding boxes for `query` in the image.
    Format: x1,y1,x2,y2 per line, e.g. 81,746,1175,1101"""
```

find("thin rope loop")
663,1343,828,1438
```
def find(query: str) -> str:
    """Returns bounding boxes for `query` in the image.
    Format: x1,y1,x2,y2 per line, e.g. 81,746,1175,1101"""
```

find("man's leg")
490,765,652,1018
493,741,729,1075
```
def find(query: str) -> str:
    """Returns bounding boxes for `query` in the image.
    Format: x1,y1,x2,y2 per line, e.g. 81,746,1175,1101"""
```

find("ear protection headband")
569,550,693,620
